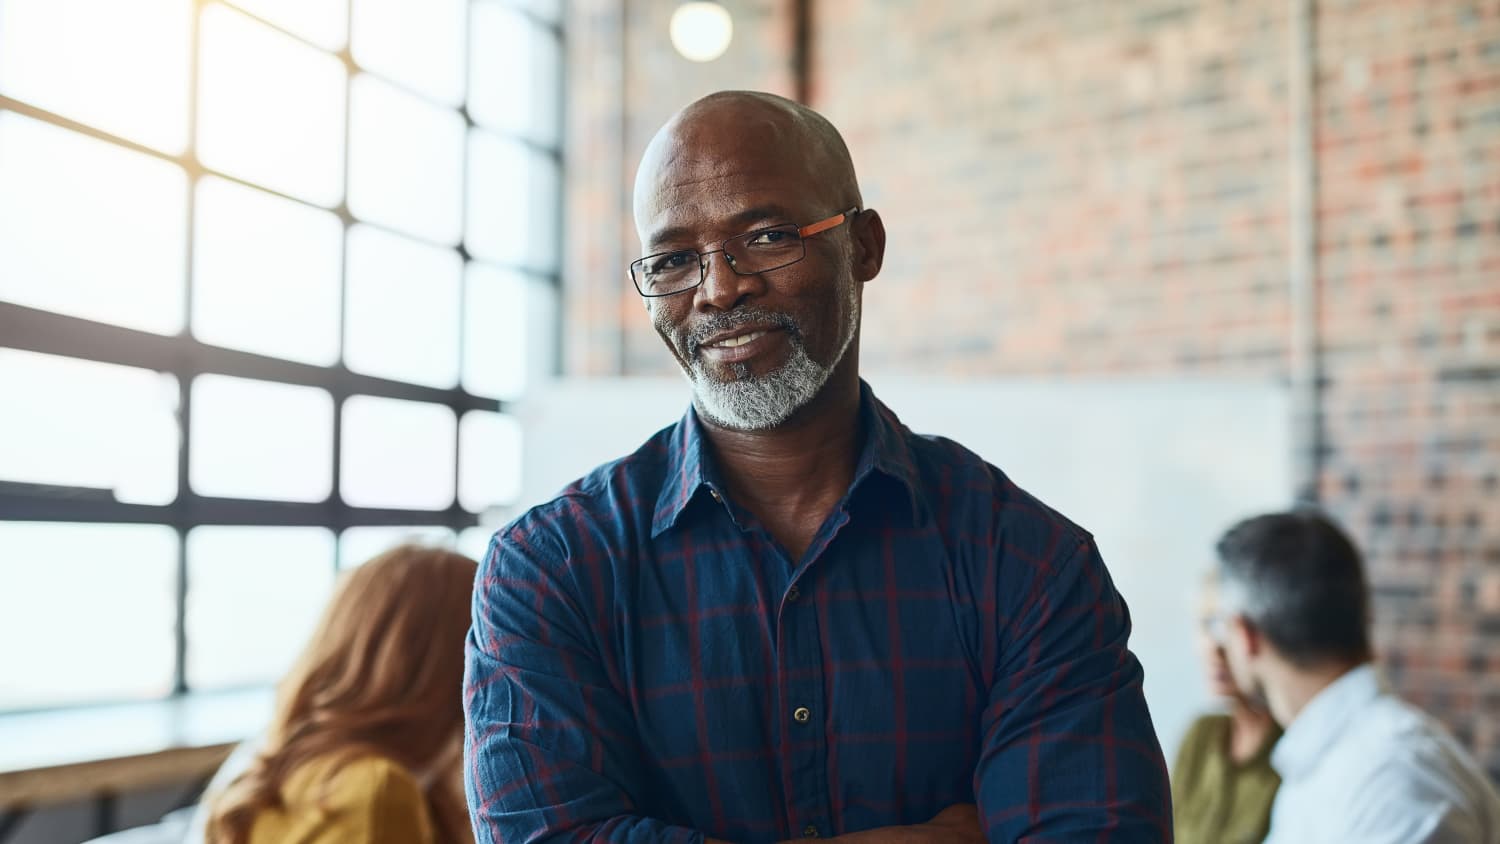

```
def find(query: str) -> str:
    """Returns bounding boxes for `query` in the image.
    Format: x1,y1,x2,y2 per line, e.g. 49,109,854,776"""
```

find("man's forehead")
642,120,804,194
636,145,815,241
633,92,857,242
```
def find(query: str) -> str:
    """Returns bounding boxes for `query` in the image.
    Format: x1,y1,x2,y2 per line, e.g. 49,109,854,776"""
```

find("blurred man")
1215,510,1500,844
464,90,1170,843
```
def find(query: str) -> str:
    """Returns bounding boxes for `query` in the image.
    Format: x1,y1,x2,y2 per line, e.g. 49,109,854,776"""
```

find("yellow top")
247,754,436,844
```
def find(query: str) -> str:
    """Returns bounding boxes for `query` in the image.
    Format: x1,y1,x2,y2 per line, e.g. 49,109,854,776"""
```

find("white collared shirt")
1264,664,1500,844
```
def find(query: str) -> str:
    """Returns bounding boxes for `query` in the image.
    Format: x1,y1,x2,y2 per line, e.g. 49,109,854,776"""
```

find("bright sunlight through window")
0,0,562,712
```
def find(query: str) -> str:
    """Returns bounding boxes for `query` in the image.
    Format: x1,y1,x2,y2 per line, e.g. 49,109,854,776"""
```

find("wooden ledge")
0,689,272,810
0,744,233,809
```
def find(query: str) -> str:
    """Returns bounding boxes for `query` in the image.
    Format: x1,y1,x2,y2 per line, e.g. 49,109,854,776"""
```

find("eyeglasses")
1201,613,1230,644
629,207,860,298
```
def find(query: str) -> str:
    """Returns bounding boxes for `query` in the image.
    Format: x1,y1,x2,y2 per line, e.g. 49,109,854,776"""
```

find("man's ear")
851,209,885,283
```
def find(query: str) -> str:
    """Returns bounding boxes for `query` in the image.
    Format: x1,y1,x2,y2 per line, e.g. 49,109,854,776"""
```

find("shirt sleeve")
1337,763,1490,844
973,535,1174,842
463,518,706,844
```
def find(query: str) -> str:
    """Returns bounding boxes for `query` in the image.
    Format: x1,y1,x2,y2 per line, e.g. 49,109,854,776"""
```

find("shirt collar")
651,402,711,538
851,381,927,523
1270,662,1385,781
651,380,928,538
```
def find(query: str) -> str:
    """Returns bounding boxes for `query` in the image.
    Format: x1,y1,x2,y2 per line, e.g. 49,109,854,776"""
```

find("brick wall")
564,0,1500,776
815,0,1295,377
1311,0,1500,772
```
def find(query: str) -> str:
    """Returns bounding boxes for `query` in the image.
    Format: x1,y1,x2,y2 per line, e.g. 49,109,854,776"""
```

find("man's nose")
695,249,763,311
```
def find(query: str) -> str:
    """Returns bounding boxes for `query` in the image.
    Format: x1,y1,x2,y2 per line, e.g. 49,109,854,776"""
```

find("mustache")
685,308,802,358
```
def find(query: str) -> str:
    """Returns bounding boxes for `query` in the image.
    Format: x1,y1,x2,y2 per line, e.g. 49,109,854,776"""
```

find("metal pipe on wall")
1288,0,1322,505
793,0,812,103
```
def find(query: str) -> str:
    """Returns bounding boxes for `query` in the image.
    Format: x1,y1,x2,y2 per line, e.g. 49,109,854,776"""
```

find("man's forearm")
770,805,983,844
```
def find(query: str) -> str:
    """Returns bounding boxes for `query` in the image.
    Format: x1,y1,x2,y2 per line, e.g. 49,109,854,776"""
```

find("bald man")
464,92,1172,843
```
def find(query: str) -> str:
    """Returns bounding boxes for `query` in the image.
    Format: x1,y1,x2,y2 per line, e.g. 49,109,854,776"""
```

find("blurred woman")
1172,574,1282,844
205,545,478,844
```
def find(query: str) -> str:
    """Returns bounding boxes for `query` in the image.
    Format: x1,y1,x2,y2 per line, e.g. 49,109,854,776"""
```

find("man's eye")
650,252,695,272
747,230,792,247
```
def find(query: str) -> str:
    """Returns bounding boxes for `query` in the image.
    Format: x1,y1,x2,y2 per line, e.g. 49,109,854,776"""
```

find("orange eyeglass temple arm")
797,207,860,238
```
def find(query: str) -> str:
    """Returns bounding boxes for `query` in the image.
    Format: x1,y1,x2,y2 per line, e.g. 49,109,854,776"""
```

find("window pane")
190,375,333,502
347,74,465,244
466,129,559,273
0,523,177,711
186,526,335,690
457,526,496,563
344,225,461,387
339,526,456,569
0,350,179,505
464,264,557,400
522,0,562,24
458,411,522,512
469,6,560,146
341,396,456,510
0,112,187,335
350,0,466,105
198,2,347,207
193,176,343,364
0,0,191,154
227,0,346,50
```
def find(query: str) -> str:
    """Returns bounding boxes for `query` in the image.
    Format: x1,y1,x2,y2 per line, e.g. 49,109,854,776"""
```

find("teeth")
713,330,767,348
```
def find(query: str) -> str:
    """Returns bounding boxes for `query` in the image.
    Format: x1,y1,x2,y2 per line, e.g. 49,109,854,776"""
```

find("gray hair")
1214,509,1373,667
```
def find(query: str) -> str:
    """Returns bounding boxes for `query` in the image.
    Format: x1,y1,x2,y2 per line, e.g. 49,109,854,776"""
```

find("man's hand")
769,804,984,844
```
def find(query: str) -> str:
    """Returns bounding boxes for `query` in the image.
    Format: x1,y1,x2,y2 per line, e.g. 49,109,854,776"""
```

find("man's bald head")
632,91,862,240
628,91,885,432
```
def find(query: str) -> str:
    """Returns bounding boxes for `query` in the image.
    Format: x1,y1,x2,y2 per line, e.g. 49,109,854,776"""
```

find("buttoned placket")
774,502,856,839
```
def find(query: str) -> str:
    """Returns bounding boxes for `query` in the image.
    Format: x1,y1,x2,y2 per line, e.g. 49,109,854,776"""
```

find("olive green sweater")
1172,714,1282,844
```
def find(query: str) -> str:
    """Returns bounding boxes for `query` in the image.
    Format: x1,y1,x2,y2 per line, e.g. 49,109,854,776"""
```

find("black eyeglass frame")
628,207,861,298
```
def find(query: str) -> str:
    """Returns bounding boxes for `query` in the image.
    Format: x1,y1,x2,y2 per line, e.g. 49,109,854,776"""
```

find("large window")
0,0,562,712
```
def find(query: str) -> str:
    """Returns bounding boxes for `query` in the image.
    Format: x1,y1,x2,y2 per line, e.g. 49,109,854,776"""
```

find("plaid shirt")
464,383,1171,843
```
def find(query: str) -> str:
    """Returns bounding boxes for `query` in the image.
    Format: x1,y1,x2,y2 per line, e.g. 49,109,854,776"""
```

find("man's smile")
696,326,787,365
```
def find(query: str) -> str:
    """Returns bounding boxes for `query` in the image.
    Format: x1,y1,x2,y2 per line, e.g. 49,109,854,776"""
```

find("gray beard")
689,338,831,431
672,297,857,432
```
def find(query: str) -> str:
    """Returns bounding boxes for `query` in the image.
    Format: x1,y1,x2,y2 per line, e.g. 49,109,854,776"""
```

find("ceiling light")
670,2,733,63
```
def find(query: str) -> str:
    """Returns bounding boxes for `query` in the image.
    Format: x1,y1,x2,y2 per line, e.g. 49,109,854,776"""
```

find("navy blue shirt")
464,383,1171,842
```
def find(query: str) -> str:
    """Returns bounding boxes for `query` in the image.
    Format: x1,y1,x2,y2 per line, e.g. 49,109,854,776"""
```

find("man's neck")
1265,657,1367,727
697,367,864,557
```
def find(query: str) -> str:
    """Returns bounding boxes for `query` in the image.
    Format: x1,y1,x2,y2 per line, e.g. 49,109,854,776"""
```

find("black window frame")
0,0,565,710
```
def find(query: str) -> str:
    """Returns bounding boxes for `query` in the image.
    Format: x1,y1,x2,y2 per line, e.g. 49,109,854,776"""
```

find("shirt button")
787,585,800,602
793,706,811,723
802,825,819,838
709,489,721,502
